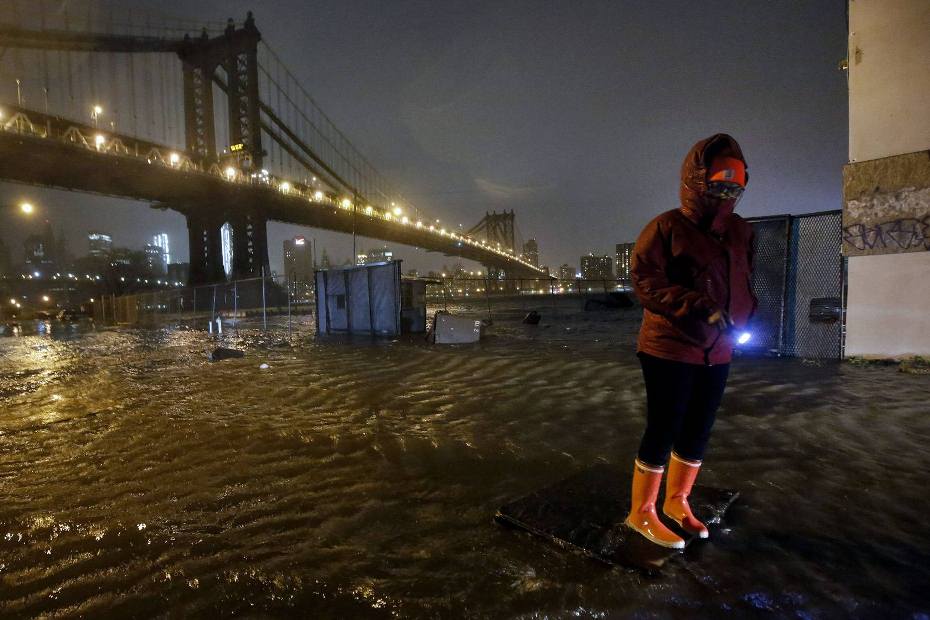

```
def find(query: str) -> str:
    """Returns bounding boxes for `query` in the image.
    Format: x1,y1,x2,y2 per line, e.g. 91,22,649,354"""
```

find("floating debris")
208,347,245,362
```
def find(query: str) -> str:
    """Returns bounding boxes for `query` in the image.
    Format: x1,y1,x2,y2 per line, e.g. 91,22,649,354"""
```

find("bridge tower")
177,12,263,169
466,210,516,279
177,13,268,284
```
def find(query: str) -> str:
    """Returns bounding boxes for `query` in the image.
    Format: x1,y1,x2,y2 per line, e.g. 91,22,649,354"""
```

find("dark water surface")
1,302,928,618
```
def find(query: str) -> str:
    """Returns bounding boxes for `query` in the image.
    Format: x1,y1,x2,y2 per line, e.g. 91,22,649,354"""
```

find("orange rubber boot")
662,452,709,539
624,459,685,549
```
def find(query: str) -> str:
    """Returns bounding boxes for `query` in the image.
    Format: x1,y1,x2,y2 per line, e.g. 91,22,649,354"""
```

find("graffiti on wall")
842,216,930,252
844,186,930,255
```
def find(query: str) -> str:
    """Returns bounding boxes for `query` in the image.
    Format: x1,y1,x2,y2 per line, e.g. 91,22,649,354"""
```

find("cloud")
473,177,553,201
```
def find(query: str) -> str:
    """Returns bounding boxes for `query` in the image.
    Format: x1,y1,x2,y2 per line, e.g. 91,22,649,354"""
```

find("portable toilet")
315,261,427,336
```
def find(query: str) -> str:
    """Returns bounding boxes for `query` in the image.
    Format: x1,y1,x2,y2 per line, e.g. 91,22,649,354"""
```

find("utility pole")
352,193,358,264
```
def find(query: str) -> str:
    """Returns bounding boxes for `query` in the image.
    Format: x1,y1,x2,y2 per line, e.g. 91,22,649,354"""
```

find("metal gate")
742,210,845,359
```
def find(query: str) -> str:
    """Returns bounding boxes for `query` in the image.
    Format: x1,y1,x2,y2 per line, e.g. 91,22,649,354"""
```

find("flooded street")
1,302,928,617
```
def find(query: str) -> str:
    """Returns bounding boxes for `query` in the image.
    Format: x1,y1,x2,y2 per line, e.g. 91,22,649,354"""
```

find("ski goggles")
705,181,745,200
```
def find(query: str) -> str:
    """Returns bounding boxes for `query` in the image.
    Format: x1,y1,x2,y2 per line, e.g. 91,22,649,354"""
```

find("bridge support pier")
231,212,269,280
187,213,226,286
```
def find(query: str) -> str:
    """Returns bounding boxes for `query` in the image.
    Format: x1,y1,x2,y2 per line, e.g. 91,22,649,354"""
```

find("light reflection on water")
1,301,928,617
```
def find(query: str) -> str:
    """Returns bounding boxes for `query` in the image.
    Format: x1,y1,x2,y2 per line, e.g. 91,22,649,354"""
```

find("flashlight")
737,331,752,345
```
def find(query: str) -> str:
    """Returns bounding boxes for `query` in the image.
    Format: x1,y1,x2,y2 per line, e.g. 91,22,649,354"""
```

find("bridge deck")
0,126,544,277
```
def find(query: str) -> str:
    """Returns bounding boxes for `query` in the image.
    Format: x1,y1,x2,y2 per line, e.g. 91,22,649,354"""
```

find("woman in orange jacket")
625,133,757,549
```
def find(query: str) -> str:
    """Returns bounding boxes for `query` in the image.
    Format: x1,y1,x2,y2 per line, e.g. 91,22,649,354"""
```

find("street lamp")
19,201,34,215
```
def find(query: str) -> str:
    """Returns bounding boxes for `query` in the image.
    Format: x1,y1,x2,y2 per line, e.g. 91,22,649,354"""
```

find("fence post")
261,267,267,330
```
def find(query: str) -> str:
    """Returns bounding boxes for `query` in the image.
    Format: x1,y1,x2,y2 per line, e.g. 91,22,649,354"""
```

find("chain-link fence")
91,273,315,340
92,274,635,333
91,217,845,360
744,210,845,359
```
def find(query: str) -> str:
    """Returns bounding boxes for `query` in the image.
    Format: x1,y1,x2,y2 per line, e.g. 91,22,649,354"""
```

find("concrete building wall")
848,0,930,162
845,252,930,357
843,0,930,357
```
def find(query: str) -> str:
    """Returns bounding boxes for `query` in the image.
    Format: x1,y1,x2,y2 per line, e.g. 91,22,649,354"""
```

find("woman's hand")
707,309,734,330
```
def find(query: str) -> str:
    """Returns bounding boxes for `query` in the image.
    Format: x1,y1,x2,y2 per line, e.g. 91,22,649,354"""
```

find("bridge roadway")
0,106,546,283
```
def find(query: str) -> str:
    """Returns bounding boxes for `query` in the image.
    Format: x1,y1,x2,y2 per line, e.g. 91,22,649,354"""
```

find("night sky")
0,0,848,274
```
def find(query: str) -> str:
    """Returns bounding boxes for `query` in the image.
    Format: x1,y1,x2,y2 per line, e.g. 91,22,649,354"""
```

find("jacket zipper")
703,247,731,366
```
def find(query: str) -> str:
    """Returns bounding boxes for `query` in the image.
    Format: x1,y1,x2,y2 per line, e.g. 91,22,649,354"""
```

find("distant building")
167,262,190,284
24,222,59,276
358,246,394,265
615,242,634,285
109,247,133,266
153,233,170,272
559,264,576,281
283,236,314,284
522,238,539,268
143,243,166,275
88,232,112,258
0,238,10,276
581,253,613,281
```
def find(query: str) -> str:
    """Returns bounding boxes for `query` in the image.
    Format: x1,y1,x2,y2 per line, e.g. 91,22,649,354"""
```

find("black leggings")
636,352,730,467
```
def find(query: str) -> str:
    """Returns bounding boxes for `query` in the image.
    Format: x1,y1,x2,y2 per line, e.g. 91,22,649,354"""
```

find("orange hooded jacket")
631,134,758,365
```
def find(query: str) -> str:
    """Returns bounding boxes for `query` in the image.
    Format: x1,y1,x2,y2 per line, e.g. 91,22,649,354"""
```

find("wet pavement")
1,301,928,617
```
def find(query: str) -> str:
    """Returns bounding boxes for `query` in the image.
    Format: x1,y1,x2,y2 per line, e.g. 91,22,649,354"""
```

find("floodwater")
1,300,928,618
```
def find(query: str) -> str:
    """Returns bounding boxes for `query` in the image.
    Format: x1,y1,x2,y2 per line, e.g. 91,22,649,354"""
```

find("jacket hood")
679,133,748,230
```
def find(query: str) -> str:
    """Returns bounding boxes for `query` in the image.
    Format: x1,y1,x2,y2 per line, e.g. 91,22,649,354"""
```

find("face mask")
707,194,741,233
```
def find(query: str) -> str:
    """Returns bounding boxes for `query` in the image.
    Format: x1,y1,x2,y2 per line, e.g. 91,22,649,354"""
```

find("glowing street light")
92,105,102,128
341,198,352,209
280,181,291,193
313,190,324,201
94,134,106,150
19,202,34,215
224,166,237,180
392,206,402,217
169,152,181,166
42,295,50,302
